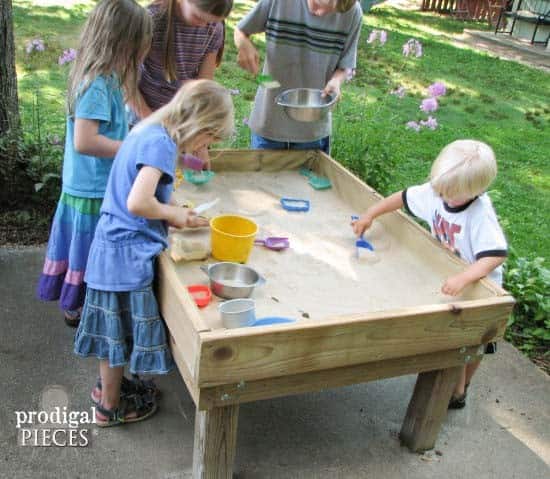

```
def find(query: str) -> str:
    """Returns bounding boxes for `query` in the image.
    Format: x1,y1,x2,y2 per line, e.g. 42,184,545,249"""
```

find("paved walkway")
383,0,550,72
1,247,549,478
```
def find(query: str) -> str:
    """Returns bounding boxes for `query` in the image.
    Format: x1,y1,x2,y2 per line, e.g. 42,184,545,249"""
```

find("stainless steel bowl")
200,262,265,299
275,88,337,122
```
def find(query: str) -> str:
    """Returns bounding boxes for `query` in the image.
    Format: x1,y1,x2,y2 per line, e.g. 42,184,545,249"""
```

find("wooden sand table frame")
158,150,514,478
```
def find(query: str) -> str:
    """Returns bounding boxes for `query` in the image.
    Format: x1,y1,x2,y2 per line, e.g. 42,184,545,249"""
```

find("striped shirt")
238,0,362,142
139,3,223,110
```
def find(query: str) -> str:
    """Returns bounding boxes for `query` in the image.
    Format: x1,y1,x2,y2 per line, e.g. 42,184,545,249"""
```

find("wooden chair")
495,0,550,45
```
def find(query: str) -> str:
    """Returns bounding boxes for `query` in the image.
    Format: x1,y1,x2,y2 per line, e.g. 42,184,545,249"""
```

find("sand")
170,169,461,331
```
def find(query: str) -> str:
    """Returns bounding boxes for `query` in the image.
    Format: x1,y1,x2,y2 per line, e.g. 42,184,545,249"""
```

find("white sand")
171,170,460,331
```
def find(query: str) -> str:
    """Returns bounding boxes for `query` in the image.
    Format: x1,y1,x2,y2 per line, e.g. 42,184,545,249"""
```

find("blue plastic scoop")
351,215,375,254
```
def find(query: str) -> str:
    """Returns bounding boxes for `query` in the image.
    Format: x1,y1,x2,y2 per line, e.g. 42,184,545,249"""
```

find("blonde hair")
155,0,233,82
134,79,234,154
67,0,153,115
430,140,497,200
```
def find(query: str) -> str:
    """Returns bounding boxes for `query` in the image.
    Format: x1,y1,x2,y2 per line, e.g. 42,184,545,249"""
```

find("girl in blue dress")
74,79,234,426
37,0,153,327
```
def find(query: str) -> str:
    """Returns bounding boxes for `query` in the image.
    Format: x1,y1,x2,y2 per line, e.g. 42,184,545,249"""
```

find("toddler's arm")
74,119,122,158
352,191,403,237
234,28,260,75
442,256,506,296
127,166,208,229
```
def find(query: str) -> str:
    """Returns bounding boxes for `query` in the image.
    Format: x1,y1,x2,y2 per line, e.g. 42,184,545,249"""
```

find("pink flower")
420,97,438,113
26,38,45,54
427,82,446,97
367,30,388,46
403,39,423,58
242,117,249,126
367,30,378,44
420,116,438,130
345,68,355,81
58,48,77,65
390,86,406,98
406,121,421,132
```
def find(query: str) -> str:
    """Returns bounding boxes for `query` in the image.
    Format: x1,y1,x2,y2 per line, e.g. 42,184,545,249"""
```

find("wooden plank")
192,404,239,479
400,366,463,452
197,346,481,409
170,335,200,405
197,297,514,387
210,148,314,172
158,252,208,383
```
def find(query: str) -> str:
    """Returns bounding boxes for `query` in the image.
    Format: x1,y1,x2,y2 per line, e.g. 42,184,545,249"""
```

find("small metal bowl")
275,88,337,122
200,262,265,299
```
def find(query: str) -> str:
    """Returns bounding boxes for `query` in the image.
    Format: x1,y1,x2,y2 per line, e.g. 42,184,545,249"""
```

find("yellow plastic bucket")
210,215,258,263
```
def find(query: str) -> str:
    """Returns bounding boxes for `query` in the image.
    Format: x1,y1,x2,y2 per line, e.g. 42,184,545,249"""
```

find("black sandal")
95,392,158,427
91,375,160,405
448,392,467,409
64,309,81,328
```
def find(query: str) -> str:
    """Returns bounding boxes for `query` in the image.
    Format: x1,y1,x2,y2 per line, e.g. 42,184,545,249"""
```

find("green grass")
13,1,549,259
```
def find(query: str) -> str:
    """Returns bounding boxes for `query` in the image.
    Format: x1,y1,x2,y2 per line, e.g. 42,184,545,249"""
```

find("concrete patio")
1,247,549,478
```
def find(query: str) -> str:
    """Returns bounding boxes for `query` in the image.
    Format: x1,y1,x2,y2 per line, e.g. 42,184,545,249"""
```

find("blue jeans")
251,133,330,154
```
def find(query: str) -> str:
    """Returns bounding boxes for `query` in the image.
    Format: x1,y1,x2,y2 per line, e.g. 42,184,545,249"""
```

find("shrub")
504,250,550,358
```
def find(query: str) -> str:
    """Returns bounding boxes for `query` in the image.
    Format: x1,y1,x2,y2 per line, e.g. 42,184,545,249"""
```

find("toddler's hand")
441,273,469,296
186,212,209,228
351,214,373,237
169,207,193,229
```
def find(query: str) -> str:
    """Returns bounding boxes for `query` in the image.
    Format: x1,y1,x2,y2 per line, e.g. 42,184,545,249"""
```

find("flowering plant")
26,38,45,54
334,30,448,192
58,48,77,66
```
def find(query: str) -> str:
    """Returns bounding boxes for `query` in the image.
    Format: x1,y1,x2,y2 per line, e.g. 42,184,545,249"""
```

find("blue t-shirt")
62,75,127,198
84,124,177,291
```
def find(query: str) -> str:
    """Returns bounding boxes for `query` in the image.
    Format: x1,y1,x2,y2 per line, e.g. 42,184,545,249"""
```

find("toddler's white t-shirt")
403,182,508,285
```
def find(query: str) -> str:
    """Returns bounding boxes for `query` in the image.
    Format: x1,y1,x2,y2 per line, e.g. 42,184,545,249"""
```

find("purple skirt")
37,192,102,312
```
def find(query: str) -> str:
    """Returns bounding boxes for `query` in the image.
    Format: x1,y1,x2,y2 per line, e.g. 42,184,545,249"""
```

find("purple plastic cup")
181,153,204,171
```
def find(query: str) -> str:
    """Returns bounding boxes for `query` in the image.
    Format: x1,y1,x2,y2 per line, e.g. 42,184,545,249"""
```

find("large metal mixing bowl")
275,88,337,122
200,262,265,299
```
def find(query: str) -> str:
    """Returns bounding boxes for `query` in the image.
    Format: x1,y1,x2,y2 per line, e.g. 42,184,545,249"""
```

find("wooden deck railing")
421,0,508,25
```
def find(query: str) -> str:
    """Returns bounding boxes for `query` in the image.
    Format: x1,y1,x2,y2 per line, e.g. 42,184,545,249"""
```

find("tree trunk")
0,0,20,135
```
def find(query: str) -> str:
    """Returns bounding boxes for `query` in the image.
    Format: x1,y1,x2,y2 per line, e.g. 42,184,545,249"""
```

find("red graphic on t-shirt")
433,211,462,257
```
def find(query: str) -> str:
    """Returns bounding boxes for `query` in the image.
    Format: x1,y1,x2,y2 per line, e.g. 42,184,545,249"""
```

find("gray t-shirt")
238,0,362,142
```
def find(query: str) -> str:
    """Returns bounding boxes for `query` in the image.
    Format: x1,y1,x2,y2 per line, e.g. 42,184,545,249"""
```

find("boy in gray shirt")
235,0,362,153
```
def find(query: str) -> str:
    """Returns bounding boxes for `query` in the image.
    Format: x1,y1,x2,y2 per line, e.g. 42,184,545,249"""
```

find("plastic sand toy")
280,198,310,212
184,169,215,185
254,237,289,251
256,74,281,89
187,285,212,308
251,317,295,326
298,166,332,190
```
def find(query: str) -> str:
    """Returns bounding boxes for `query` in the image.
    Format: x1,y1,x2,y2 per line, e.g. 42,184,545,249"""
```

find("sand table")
170,169,459,331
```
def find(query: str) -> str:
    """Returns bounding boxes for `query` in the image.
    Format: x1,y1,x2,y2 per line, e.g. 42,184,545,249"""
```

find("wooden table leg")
193,404,239,479
400,366,462,452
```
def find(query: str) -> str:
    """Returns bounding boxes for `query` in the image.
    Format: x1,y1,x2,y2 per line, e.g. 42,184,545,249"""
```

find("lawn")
12,0,550,261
